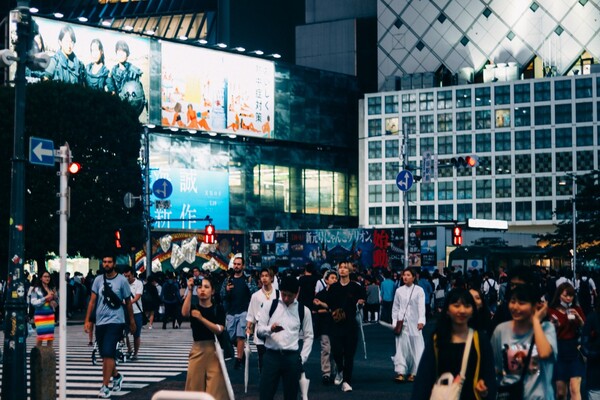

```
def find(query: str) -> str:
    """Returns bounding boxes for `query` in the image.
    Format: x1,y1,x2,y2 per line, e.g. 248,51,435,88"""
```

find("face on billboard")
160,42,275,138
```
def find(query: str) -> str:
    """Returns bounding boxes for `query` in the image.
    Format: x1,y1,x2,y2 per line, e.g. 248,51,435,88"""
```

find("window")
368,163,382,180
515,178,532,197
475,87,491,106
535,153,552,173
438,181,453,200
496,178,512,198
577,150,594,170
420,137,434,153
368,97,381,115
385,139,399,157
495,132,511,151
496,202,512,221
476,203,492,219
385,95,399,113
403,116,416,134
419,92,434,111
495,109,511,128
535,177,552,196
514,107,531,127
385,117,399,134
368,141,381,158
386,206,400,225
575,78,592,98
476,133,491,152
421,205,435,221
554,80,571,100
456,135,472,153
515,201,532,220
421,184,434,201
437,90,453,109
477,156,491,176
514,84,530,103
576,102,593,122
457,204,473,221
386,184,399,202
476,180,491,198
536,200,553,220
475,110,491,129
555,128,572,148
456,89,471,108
368,184,382,202
534,82,550,101
401,94,416,112
456,111,472,131
409,138,417,157
438,113,453,132
576,126,593,146
385,162,399,180
555,151,573,172
535,129,551,149
438,204,453,221
514,130,531,150
437,136,453,155
368,119,382,137
495,85,510,105
556,199,570,220
555,104,572,124
515,154,531,174
457,180,472,199
495,155,511,174
534,105,551,125
369,207,382,225
420,114,435,133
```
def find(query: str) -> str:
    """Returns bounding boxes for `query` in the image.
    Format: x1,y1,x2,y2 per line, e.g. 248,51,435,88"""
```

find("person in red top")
548,282,586,400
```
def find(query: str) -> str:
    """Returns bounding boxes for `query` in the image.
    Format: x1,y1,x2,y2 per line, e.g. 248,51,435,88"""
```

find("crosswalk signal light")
204,224,215,244
115,229,122,249
451,155,479,168
452,226,463,246
465,155,479,167
68,162,81,174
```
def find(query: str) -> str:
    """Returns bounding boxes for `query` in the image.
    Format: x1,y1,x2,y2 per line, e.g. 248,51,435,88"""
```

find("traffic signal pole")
402,124,410,269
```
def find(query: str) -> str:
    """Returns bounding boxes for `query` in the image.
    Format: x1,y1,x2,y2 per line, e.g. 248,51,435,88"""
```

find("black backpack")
579,278,592,312
484,279,498,305
162,281,179,304
268,291,305,328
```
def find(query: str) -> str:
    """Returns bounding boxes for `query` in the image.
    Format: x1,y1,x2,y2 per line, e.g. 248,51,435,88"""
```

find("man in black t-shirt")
297,262,319,308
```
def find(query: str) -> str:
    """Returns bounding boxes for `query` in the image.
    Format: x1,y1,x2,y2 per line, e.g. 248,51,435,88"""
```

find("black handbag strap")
518,334,536,382
401,285,416,321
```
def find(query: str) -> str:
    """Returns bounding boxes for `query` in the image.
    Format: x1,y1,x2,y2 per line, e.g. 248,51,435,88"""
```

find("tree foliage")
0,81,143,274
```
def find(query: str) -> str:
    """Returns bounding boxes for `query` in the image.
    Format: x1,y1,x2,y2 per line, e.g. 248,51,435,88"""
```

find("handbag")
133,301,148,326
103,274,123,310
496,335,535,400
395,285,415,336
332,308,346,323
430,328,474,400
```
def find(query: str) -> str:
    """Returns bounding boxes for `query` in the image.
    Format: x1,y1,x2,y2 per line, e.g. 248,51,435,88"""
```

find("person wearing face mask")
548,282,585,400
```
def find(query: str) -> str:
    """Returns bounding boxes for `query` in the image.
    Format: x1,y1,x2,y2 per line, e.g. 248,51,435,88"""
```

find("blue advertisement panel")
150,168,230,230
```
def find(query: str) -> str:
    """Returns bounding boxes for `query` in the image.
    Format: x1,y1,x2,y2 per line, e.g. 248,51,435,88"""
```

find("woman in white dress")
392,268,426,382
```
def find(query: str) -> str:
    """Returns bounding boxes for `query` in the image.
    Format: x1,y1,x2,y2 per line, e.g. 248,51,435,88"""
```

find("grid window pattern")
515,178,532,197
535,129,551,149
368,141,382,158
438,113,453,132
402,94,416,112
438,181,453,200
438,90,453,109
421,185,434,201
515,154,531,174
438,204,453,221
476,180,492,198
385,139,399,157
535,153,552,173
421,205,435,221
457,204,473,221
385,206,400,225
576,126,593,146
476,133,492,152
475,87,491,106
477,156,491,176
556,179,570,196
495,132,511,151
515,130,531,150
514,84,530,103
385,162,400,180
386,184,399,202
420,92,434,111
555,128,572,148
368,97,382,115
555,152,573,172
456,111,472,131
534,82,551,101
420,114,435,133
536,201,553,221
514,107,531,127
456,135,472,153
409,138,417,157
368,119,382,137
496,178,512,198
554,80,572,100
476,203,492,219
438,136,453,155
556,199,570,220
495,85,511,105
457,180,472,199
403,116,417,134
496,202,512,221
368,163,382,180
475,110,491,129
535,105,551,125
495,155,512,174
456,89,472,108
369,184,382,202
576,102,593,122
421,137,434,153
577,150,594,170
535,177,552,196
516,201,532,220
385,95,399,113
369,207,382,224
575,78,593,98
555,104,572,124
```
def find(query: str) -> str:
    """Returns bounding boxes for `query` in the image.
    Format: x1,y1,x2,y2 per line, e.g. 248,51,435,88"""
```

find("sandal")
407,374,415,382
394,374,405,383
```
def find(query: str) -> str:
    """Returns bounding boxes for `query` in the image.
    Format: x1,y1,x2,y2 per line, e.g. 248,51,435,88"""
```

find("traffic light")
452,226,463,246
451,155,479,168
204,224,215,244
114,229,122,249
68,162,81,174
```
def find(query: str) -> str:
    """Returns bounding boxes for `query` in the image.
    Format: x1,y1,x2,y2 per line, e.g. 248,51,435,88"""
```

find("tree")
0,81,144,276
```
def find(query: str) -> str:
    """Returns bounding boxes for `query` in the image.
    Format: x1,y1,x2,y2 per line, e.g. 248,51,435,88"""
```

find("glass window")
514,83,530,103
555,178,570,197
496,178,512,198
403,116,417,134
438,113,453,132
368,119,382,137
420,114,435,133
319,171,335,215
476,203,492,219
576,102,593,122
534,82,550,101
420,137,434,153
437,136,453,155
456,89,471,108
457,204,473,222
475,87,491,107
438,204,453,221
419,92,434,111
575,78,592,98
495,109,511,128
515,177,532,197
535,176,552,197
534,105,551,125
495,155,511,174
457,180,472,199
555,151,573,172
555,128,572,148
535,129,551,149
385,162,399,180
476,180,492,198
496,202,512,221
577,150,594,170
420,184,434,201
303,169,319,213
368,162,382,180
555,104,572,124
515,154,531,174
438,181,453,200
495,85,510,105
386,206,400,225
456,111,472,131
368,184,382,202
368,97,381,115
421,205,435,221
576,126,593,146
515,201,532,221
369,207,382,225
536,200,553,220
475,110,491,129
514,130,531,150
495,132,511,151
556,199,570,221
456,135,472,153
476,156,491,176
514,107,531,127
475,133,491,152
385,139,399,157
437,90,453,109
401,93,416,112
535,153,552,173
409,138,417,157
368,141,381,158
385,95,399,113
386,184,399,202
554,80,572,100
385,117,399,135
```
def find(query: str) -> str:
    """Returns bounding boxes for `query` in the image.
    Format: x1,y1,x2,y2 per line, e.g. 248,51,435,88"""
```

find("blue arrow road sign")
29,137,55,166
152,178,173,199
396,170,414,192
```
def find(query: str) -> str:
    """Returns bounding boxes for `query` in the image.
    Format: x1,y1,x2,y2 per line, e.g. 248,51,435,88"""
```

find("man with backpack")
481,271,499,314
161,271,182,329
577,270,597,316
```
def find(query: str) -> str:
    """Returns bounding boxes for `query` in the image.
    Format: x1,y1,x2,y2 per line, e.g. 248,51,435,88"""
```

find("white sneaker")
341,382,353,392
334,372,343,385
98,385,111,398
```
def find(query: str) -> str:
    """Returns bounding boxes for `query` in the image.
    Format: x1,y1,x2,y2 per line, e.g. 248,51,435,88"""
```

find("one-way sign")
29,137,55,166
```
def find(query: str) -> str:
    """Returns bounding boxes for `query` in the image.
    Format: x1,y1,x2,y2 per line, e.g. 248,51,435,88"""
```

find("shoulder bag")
430,328,474,400
496,334,535,400
394,285,415,335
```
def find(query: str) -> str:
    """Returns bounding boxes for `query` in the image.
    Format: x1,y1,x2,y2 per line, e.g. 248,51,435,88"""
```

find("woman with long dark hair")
29,271,58,347
412,288,496,400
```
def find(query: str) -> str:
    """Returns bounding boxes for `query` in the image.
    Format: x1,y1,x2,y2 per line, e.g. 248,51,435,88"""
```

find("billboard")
160,42,275,138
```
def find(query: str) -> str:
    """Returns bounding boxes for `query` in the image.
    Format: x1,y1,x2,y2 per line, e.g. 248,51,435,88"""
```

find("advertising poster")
161,42,275,138
28,17,151,122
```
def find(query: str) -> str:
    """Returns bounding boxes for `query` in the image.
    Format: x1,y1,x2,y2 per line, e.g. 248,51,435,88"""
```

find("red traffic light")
465,155,479,167
115,230,122,249
204,224,215,244
68,162,81,174
452,226,463,246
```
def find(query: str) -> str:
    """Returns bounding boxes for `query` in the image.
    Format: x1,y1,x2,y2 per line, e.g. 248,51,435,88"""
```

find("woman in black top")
181,275,228,399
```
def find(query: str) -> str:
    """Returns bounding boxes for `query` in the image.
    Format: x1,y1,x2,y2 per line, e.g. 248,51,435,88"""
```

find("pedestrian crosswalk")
0,323,194,399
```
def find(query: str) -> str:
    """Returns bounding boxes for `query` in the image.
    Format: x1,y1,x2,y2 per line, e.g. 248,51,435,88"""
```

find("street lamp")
559,173,577,277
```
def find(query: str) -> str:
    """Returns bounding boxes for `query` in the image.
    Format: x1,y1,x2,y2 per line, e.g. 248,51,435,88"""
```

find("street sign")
29,136,55,166
422,150,432,183
396,170,414,192
152,179,173,199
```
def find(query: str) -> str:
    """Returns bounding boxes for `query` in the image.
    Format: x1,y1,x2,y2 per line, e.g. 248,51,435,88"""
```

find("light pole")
559,173,577,277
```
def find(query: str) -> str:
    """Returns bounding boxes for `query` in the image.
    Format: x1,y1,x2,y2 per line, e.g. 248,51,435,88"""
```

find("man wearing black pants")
257,277,314,400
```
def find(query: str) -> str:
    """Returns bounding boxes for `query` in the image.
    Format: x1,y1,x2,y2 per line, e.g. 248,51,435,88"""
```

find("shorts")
554,356,585,381
226,312,247,339
126,313,143,338
96,323,124,359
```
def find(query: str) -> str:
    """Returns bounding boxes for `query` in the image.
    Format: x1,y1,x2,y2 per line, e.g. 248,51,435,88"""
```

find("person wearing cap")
256,276,314,400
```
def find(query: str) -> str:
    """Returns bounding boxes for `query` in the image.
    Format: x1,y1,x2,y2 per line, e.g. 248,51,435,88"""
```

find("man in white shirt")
257,276,314,400
123,267,144,360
